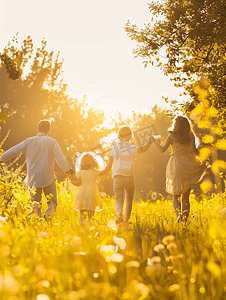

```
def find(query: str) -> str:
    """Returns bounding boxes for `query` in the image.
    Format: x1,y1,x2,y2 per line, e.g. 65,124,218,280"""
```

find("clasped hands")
70,174,82,186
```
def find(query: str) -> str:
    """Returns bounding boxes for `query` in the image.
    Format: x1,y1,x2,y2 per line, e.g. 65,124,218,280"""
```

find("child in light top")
71,153,108,226
102,126,153,225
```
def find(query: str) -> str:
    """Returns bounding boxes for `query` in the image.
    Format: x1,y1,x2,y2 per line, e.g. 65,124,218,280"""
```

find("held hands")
65,169,75,175
70,175,81,187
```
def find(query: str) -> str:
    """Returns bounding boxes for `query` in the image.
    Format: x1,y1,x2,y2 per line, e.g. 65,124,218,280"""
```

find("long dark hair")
168,116,193,144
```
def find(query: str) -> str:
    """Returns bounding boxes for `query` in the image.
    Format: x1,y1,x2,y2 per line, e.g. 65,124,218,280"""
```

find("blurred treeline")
0,35,173,200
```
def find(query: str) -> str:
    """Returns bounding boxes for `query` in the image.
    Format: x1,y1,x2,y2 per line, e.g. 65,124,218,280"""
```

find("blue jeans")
32,181,57,217
113,175,134,220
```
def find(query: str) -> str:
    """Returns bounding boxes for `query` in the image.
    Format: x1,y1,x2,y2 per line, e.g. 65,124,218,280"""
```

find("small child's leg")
173,194,182,221
87,210,94,223
181,188,191,222
80,210,86,226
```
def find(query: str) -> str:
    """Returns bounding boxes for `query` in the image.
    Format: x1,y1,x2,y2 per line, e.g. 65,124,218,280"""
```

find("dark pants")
32,181,57,217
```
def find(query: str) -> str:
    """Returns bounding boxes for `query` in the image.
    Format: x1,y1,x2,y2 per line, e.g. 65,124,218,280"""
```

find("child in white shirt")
103,126,152,225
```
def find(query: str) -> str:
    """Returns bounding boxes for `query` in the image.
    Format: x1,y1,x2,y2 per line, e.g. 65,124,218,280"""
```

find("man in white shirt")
103,126,152,225
0,120,74,218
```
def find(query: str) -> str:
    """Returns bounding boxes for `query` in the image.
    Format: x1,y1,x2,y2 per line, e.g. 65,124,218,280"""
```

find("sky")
0,0,187,122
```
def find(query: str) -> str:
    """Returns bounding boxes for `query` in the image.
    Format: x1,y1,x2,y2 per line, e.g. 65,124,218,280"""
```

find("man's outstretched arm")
1,141,27,163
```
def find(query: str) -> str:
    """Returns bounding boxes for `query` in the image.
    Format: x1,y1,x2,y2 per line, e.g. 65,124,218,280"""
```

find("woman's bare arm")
151,135,173,153
137,139,152,154
190,135,199,156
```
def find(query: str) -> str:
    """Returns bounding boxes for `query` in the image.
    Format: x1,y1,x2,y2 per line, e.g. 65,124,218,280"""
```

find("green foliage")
188,79,226,193
0,167,33,225
125,0,226,117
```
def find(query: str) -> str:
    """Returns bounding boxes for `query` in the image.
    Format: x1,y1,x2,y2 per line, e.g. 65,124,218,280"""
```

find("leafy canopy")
125,0,226,116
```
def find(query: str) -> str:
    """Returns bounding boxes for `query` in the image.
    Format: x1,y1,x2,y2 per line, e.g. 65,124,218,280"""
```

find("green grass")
1,178,226,300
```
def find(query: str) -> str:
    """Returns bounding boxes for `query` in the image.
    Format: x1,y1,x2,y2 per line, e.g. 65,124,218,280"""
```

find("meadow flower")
67,291,80,300
100,245,118,260
113,236,126,249
35,264,46,276
126,261,140,268
145,259,162,277
199,287,205,293
109,266,117,274
168,284,180,292
134,283,149,294
162,235,175,245
26,205,33,214
154,243,165,252
36,295,50,300
12,265,24,277
0,272,20,293
71,236,82,248
74,252,86,256
42,280,50,288
147,256,161,265
166,243,178,255
111,253,123,263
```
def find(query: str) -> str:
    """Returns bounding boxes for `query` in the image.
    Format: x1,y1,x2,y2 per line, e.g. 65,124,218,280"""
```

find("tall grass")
1,174,226,300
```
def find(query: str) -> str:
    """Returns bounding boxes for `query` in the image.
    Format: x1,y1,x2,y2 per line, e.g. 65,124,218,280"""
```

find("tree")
0,35,64,147
0,35,108,178
125,0,226,117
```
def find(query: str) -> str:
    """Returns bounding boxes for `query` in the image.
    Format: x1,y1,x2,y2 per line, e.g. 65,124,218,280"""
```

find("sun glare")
84,93,150,127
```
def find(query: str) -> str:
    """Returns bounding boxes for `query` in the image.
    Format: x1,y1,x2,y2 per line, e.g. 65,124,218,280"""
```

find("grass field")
1,176,226,300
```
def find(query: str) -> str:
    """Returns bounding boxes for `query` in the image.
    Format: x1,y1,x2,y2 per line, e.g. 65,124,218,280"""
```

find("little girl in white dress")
71,153,108,226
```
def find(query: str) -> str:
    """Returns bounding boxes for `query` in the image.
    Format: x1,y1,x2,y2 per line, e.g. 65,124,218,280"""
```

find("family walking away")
0,117,207,226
